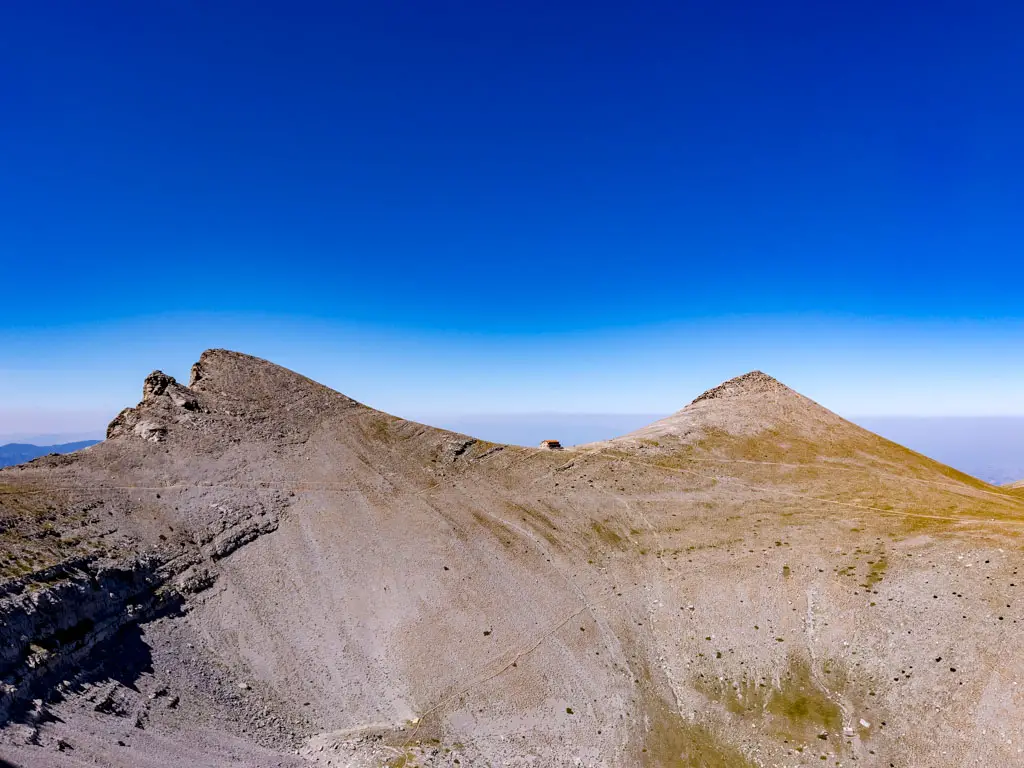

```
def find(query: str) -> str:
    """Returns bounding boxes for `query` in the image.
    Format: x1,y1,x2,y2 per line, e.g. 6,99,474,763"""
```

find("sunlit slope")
2,353,1023,768
588,370,1021,527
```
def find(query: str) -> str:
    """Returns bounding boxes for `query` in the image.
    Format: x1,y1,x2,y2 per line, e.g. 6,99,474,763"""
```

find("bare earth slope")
2,352,1023,768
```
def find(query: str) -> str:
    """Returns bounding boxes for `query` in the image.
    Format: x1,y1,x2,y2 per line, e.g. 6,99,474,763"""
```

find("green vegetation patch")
366,415,394,441
643,688,756,768
695,655,844,748
591,520,624,547
862,555,888,589
766,657,842,741
386,752,413,768
509,502,558,530
694,674,769,717
631,652,756,768
506,502,564,548
890,511,955,539
471,511,520,552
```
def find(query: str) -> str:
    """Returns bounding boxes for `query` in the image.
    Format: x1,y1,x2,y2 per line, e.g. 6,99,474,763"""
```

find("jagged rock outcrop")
106,371,202,441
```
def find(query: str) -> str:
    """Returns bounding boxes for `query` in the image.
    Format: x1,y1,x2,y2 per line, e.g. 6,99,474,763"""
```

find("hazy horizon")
5,411,1022,486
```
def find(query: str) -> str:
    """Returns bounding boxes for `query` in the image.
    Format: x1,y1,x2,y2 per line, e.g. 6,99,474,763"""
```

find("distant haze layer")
854,417,1024,486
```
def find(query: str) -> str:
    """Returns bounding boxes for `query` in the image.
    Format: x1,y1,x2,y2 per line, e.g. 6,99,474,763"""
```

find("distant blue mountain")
0,440,100,468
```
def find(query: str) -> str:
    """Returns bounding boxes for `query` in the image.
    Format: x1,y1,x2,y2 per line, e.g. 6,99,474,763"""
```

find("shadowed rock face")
2,349,1023,768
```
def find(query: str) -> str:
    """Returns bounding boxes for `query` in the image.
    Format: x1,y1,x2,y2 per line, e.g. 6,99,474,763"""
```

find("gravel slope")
2,350,1023,768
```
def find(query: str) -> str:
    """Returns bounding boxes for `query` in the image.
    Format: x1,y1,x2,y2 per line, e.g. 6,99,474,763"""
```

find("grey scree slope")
2,350,1023,768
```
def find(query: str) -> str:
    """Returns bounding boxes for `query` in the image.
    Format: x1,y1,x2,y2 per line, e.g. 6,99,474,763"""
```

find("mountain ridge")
2,350,1022,768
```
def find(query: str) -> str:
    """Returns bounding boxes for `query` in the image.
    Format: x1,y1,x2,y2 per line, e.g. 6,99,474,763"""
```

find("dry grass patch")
643,683,755,768
695,655,845,749
591,520,625,547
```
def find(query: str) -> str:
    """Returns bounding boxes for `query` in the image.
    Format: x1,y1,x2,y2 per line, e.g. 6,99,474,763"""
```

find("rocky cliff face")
0,555,171,719
0,355,301,731
106,371,202,442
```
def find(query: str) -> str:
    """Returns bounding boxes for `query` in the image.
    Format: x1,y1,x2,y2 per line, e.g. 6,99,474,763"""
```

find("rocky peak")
689,370,789,405
107,371,202,441
187,349,362,412
143,371,177,401
106,349,365,444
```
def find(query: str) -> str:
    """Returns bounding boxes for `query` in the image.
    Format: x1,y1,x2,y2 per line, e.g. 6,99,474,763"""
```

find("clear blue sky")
2,1,1023,435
